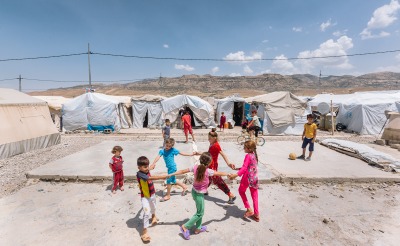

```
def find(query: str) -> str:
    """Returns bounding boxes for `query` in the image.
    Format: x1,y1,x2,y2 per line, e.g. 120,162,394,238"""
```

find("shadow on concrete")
104,184,112,191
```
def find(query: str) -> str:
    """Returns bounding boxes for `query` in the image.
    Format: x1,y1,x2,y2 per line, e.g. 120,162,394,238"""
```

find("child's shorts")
301,138,314,151
167,168,177,184
183,126,193,135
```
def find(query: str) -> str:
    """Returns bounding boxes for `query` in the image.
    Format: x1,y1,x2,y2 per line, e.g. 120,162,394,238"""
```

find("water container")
325,113,336,131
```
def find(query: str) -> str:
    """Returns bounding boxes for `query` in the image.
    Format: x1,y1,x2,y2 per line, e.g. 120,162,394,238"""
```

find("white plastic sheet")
161,95,216,127
62,93,121,131
321,139,400,172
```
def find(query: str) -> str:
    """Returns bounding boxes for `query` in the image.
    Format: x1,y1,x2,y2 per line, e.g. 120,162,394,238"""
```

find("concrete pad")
27,141,197,181
27,141,400,183
27,140,274,183
257,141,400,182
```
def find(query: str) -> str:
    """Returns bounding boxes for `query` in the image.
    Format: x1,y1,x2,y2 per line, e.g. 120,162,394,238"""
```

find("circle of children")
108,113,317,242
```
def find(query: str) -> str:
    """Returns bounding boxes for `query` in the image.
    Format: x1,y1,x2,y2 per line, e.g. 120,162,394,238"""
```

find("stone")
375,139,385,146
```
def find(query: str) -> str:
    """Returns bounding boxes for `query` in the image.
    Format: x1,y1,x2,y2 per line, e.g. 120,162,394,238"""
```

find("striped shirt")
137,171,155,198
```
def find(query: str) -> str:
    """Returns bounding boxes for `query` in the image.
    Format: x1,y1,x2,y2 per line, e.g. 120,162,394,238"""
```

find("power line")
23,77,158,83
0,78,18,81
0,53,87,62
92,49,400,61
0,49,399,63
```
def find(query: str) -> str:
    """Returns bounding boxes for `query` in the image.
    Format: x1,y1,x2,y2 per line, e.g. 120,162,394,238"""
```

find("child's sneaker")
227,196,236,204
297,155,305,159
305,157,311,161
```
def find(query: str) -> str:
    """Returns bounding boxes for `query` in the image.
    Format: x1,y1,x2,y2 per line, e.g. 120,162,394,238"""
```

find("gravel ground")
0,130,379,199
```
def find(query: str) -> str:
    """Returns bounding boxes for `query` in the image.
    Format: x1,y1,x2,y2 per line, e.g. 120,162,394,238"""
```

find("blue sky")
1,0,400,91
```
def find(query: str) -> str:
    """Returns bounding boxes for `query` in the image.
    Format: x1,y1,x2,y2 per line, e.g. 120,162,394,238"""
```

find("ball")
289,153,297,160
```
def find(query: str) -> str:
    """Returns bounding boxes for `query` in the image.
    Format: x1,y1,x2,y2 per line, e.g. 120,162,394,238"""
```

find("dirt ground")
0,181,399,245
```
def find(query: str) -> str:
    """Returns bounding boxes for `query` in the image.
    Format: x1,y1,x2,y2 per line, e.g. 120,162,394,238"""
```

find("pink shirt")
237,153,258,188
190,164,215,193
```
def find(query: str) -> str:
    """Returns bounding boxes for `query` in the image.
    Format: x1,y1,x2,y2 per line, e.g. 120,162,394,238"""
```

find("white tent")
337,91,400,135
0,89,61,159
246,91,307,135
308,93,354,111
131,95,166,128
33,96,71,131
62,93,127,131
161,94,216,127
216,95,246,126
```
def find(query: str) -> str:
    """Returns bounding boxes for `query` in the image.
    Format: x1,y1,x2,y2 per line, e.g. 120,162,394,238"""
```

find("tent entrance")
185,106,196,126
143,111,149,127
233,102,244,126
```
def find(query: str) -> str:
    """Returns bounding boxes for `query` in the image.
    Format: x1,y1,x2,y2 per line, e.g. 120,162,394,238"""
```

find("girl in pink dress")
229,140,259,221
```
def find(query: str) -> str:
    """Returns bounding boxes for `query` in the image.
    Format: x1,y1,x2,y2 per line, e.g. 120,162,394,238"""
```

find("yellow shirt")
304,123,317,139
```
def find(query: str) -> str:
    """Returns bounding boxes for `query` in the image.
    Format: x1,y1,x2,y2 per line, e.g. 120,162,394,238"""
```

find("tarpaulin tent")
246,91,307,135
161,94,216,127
0,88,61,159
381,112,400,141
131,95,166,128
33,96,71,131
109,95,133,129
337,91,400,135
62,93,126,131
216,95,246,126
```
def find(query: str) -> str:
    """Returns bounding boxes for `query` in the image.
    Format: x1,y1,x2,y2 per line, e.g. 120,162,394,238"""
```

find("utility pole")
19,75,22,92
87,43,92,90
318,70,321,84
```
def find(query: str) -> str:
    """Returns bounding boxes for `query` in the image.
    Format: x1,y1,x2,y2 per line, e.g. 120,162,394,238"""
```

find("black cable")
0,53,87,62
92,49,400,61
0,78,18,81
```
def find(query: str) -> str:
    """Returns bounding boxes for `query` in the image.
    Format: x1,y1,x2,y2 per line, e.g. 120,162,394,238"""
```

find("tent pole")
331,100,334,136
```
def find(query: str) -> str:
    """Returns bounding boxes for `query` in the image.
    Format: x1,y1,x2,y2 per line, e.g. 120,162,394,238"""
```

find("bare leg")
164,184,172,200
176,181,188,195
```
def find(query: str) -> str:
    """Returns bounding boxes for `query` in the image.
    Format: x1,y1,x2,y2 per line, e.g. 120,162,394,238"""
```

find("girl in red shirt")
196,131,236,204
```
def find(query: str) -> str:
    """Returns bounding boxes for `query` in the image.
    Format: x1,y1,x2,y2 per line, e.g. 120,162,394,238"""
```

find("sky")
1,0,400,92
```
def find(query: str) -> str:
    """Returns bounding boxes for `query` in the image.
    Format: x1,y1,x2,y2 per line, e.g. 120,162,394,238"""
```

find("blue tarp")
87,124,114,132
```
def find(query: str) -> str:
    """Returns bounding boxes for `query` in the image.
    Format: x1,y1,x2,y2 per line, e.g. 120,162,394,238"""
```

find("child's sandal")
243,211,254,218
252,215,260,222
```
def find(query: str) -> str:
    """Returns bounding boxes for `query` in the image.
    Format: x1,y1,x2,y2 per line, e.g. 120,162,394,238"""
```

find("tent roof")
131,94,166,102
218,94,245,103
0,88,46,105
33,96,71,110
108,95,132,104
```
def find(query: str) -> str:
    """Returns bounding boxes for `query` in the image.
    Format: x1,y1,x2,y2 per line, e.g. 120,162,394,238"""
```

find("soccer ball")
289,153,297,160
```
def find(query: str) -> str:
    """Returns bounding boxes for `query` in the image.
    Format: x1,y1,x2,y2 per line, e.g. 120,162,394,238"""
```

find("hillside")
28,72,400,98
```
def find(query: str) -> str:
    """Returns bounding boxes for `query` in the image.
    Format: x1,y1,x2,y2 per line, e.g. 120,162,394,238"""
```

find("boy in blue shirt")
150,138,194,201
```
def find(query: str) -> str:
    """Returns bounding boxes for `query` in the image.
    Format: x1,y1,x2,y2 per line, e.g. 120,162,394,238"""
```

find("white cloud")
320,19,336,32
223,51,263,63
396,53,400,61
163,44,169,48
211,66,219,74
292,27,302,32
271,55,298,74
360,0,400,39
333,29,348,37
375,64,400,72
229,73,241,77
243,65,253,75
296,36,354,72
262,39,269,43
174,64,195,71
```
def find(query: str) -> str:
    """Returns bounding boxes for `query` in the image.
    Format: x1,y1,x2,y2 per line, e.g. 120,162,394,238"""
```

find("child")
228,140,259,222
162,119,171,147
195,131,236,203
150,138,193,202
109,146,124,194
136,156,168,242
298,114,317,161
182,111,195,143
247,110,261,138
168,152,229,240
219,112,226,132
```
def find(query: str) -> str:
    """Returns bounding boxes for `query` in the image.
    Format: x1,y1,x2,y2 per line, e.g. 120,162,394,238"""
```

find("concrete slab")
27,141,197,181
27,140,274,183
256,141,400,182
27,141,400,183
